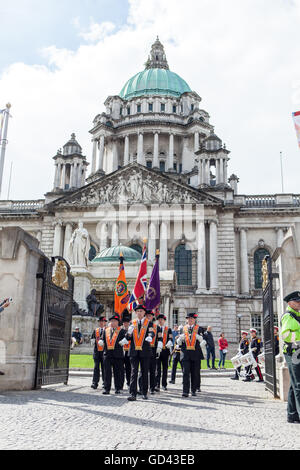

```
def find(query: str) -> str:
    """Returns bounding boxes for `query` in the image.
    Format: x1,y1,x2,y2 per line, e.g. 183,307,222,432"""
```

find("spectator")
204,326,217,370
172,324,179,343
71,327,83,349
0,299,10,315
218,333,228,369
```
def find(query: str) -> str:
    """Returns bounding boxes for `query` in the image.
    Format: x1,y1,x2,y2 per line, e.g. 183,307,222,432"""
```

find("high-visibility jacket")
281,306,300,353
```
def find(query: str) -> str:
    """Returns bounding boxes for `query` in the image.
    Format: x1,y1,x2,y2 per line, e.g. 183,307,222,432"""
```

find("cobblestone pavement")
0,375,299,450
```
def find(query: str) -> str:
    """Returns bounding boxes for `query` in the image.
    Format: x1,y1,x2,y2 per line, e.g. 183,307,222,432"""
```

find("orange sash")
183,325,197,351
105,327,121,350
162,326,169,349
95,328,104,352
132,318,149,351
150,324,157,348
124,340,131,351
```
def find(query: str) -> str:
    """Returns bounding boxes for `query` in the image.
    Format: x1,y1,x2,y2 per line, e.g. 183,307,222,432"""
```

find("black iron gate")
35,256,74,388
262,255,278,398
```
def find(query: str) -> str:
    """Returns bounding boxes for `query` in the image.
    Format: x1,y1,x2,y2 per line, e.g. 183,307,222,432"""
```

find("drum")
231,353,242,369
240,352,257,367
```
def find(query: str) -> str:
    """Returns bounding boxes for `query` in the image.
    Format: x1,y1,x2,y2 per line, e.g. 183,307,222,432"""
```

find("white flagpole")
0,103,12,197
7,161,13,200
280,151,284,193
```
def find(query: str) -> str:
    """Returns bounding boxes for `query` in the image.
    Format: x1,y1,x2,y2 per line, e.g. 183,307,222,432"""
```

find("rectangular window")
173,163,177,171
149,103,153,112
127,107,131,115
160,161,166,172
172,309,179,326
251,314,262,337
179,163,183,173
146,161,152,168
137,104,141,113
191,104,194,111
173,105,177,113
120,108,123,116
161,103,165,112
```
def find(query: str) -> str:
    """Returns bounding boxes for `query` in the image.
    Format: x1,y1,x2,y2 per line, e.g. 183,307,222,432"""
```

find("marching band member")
177,313,205,397
155,314,173,391
125,305,155,401
102,314,127,395
91,316,107,390
231,331,254,382
249,328,264,383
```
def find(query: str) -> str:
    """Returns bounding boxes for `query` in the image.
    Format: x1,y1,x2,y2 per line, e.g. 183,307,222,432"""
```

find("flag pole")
7,161,13,200
0,103,12,198
280,151,284,194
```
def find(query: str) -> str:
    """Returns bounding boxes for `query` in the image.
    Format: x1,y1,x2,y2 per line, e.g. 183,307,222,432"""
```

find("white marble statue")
68,222,90,266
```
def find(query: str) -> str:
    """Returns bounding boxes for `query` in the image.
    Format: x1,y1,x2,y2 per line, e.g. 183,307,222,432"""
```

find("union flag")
129,244,147,310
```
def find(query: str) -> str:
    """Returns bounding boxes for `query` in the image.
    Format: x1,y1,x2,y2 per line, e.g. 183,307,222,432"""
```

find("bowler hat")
134,304,146,312
186,313,198,319
157,314,167,320
109,314,121,322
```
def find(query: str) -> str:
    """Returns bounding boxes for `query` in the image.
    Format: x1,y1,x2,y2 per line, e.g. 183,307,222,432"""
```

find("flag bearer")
138,310,158,395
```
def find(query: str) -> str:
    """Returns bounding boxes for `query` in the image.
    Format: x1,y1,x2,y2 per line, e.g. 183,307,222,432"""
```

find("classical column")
64,223,73,261
148,221,158,263
160,221,168,270
194,132,199,152
99,223,108,252
61,164,66,190
98,135,105,171
92,139,97,174
54,164,59,189
137,133,144,165
167,133,174,171
205,160,210,184
111,222,119,246
219,158,224,184
240,228,249,294
276,227,284,247
196,219,206,292
52,220,63,257
209,220,218,291
153,132,159,168
124,135,130,166
224,159,228,185
77,163,82,187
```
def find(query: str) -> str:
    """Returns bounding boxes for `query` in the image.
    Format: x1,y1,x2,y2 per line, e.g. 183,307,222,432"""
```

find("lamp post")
237,314,242,341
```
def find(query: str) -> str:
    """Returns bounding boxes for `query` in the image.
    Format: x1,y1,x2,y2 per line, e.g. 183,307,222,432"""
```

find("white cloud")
1,0,300,200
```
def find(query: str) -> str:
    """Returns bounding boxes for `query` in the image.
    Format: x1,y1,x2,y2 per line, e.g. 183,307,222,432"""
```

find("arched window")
254,248,270,288
175,244,192,285
89,245,97,261
130,244,142,255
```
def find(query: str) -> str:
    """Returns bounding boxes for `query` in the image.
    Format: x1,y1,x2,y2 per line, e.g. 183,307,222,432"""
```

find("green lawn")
69,355,233,370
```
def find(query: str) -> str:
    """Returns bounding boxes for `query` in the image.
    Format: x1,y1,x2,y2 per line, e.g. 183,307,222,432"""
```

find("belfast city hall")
0,38,298,353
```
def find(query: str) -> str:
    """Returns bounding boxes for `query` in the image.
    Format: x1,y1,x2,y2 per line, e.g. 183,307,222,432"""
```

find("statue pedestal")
70,266,92,313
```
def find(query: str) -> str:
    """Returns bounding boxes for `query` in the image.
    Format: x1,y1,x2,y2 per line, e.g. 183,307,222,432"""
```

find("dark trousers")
156,353,169,388
171,353,182,382
92,353,104,386
121,354,131,388
103,356,123,392
285,353,300,420
182,359,200,395
206,345,215,368
139,352,156,392
130,355,150,396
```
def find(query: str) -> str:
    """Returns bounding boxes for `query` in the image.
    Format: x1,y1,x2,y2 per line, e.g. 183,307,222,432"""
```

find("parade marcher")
274,326,280,356
125,305,155,401
102,314,127,395
91,316,107,389
231,331,254,381
169,342,183,384
249,328,264,382
138,310,158,395
120,310,132,390
177,313,205,397
281,292,300,423
155,314,173,391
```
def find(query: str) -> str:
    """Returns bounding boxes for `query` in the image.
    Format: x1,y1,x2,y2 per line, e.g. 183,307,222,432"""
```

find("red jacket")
218,338,228,350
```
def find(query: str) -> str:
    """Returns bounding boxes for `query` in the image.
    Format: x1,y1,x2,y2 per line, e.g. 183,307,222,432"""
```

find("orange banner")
114,259,130,317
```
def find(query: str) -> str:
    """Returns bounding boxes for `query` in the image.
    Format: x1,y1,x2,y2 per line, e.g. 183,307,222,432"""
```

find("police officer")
102,314,127,395
125,305,155,401
231,331,254,381
282,291,300,423
249,328,264,382
155,314,173,391
91,316,107,390
177,313,205,397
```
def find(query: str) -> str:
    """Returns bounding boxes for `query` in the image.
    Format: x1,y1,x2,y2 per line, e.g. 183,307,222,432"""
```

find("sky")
1,0,300,200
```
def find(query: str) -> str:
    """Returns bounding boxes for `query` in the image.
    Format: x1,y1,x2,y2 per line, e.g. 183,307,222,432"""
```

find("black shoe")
182,393,189,397
142,395,148,400
212,367,217,370
256,379,264,383
288,416,300,423
242,378,251,382
91,384,98,389
154,387,160,392
137,391,142,395
115,390,121,394
169,380,175,384
127,395,136,401
163,386,167,391
231,377,239,380
150,389,155,395
191,392,196,396
102,390,110,395
197,388,201,392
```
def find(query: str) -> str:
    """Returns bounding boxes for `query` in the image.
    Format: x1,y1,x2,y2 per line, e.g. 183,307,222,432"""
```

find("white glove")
90,339,95,346
166,340,173,350
157,341,163,349
177,334,185,345
128,325,134,335
145,336,152,343
119,338,129,346
98,340,104,347
196,334,202,341
200,339,207,348
156,347,162,356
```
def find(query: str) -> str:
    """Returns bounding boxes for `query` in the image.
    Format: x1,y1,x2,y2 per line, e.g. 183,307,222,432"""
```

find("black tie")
138,321,142,332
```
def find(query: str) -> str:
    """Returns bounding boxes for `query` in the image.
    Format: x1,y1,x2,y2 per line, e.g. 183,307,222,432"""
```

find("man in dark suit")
91,316,107,390
177,313,205,397
125,305,155,401
120,310,132,390
102,314,126,395
155,314,173,391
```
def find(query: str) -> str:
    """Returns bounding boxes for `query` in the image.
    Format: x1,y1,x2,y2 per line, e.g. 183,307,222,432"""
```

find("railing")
245,196,276,208
0,200,44,213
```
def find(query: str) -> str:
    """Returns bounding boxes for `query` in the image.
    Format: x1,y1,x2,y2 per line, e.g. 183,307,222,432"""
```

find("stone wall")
0,227,46,391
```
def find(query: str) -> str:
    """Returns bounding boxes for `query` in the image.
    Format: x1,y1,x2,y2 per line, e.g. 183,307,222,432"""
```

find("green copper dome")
91,245,141,263
119,68,192,100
